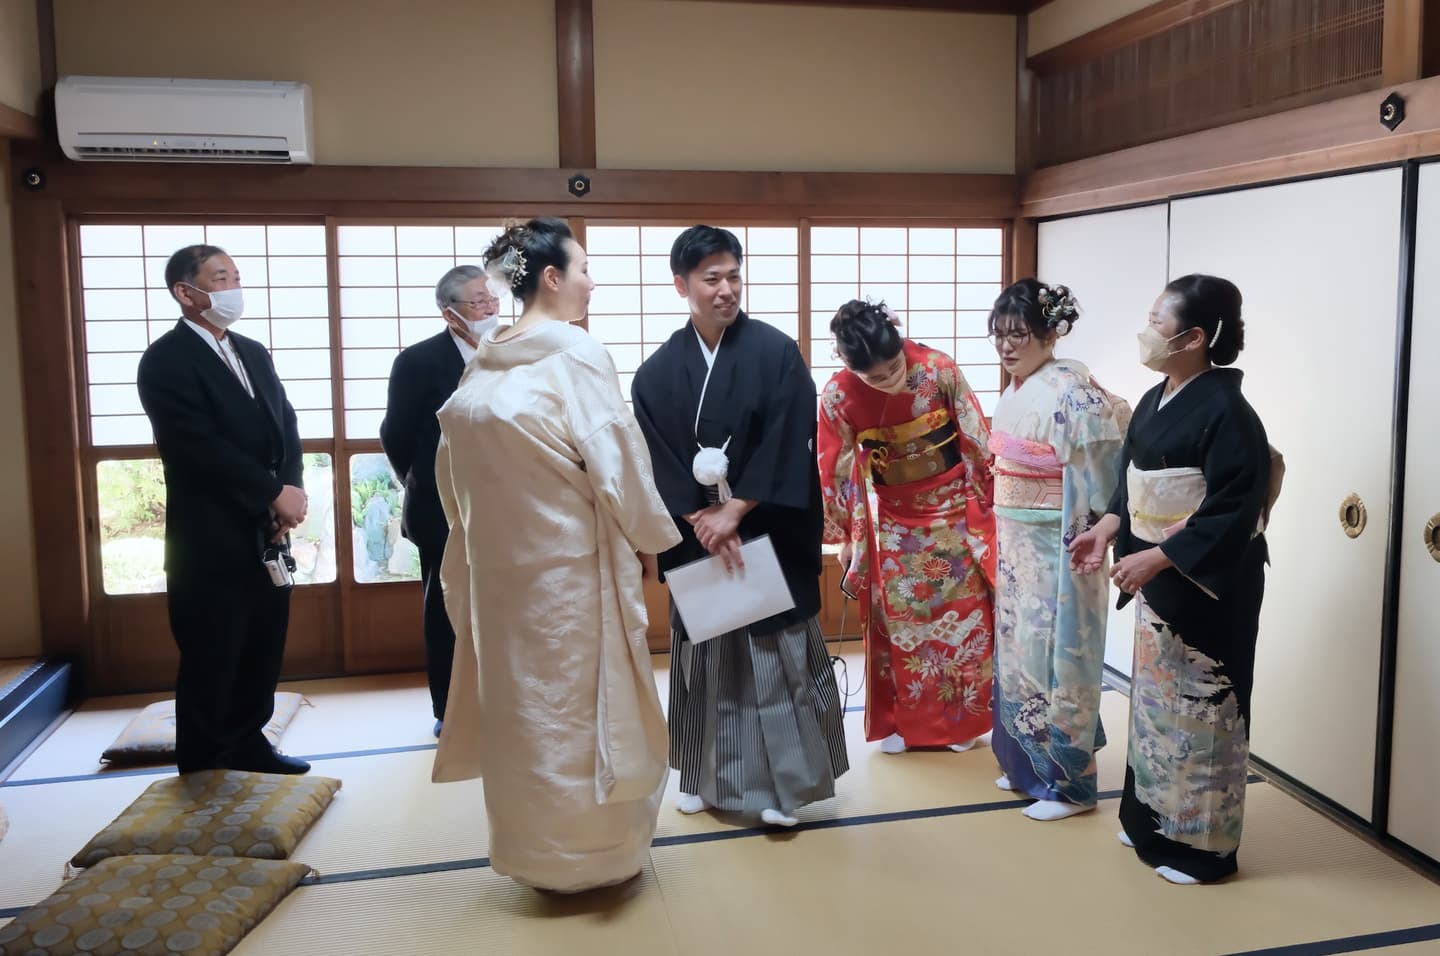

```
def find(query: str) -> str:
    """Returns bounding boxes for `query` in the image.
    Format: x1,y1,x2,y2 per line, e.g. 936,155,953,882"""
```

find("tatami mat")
3,654,1439,956
235,863,681,956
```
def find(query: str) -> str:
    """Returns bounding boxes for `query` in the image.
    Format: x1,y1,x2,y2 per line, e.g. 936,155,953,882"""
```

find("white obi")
1127,464,1206,545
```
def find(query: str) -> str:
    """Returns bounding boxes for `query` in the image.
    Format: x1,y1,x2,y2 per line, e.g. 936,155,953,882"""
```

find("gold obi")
993,458,1064,510
857,409,961,487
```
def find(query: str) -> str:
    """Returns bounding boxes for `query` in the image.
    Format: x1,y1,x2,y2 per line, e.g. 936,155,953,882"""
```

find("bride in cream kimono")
988,281,1130,822
430,219,681,894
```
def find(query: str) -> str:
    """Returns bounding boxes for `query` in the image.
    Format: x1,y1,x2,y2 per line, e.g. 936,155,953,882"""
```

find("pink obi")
989,432,1063,510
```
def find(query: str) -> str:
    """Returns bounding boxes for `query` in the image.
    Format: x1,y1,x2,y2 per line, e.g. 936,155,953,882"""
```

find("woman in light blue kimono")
987,279,1130,822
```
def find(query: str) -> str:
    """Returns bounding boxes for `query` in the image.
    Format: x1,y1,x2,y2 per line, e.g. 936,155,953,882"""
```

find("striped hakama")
669,612,849,814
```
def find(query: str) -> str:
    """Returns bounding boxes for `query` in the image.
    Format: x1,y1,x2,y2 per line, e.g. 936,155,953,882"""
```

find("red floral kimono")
817,341,997,746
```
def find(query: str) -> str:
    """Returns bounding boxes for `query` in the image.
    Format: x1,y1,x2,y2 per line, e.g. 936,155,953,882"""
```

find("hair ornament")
1037,283,1079,333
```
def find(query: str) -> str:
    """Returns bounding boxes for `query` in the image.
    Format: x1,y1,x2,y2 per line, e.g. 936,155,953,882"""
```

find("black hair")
987,278,1080,339
483,218,575,304
1163,273,1246,366
164,245,228,301
831,299,904,371
669,225,744,277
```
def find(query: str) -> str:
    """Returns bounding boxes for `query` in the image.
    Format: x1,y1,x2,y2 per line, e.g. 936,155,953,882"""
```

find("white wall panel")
1389,161,1440,860
1039,204,1171,678
1169,169,1404,820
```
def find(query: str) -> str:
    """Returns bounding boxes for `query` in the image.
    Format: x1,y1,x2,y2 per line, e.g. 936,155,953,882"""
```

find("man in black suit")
137,245,311,775
380,264,499,737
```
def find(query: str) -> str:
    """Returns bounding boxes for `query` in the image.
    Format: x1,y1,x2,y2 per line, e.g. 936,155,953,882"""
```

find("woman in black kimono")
1068,273,1274,884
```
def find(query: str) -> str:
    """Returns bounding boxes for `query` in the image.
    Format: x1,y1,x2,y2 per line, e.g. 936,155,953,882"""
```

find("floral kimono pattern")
818,341,996,746
988,359,1129,807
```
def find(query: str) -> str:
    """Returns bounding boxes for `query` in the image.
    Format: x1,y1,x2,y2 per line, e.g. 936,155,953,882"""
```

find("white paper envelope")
663,535,797,643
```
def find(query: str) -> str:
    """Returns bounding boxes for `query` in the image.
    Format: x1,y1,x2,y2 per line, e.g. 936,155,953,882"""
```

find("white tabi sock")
1022,800,1093,822
675,793,707,814
760,808,799,827
1156,866,1202,886
1118,830,1135,848
995,775,1014,791
948,739,977,753
879,733,907,754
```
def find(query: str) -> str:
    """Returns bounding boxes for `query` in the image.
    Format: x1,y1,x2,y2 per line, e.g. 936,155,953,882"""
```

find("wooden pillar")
556,0,597,170
12,197,89,666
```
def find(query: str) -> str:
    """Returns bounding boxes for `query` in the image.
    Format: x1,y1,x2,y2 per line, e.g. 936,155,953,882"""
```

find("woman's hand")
1110,548,1173,594
838,540,854,573
638,552,658,581
1067,514,1119,573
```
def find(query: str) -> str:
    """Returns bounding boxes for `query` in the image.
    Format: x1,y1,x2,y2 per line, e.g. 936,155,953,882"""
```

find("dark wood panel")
1028,0,1251,73
1383,0,1425,82
11,197,89,669
0,104,38,140
671,0,1034,11
344,584,428,674
1031,0,1386,166
556,0,597,169
282,587,344,679
644,578,669,652
92,596,173,694
1021,73,1440,217
6,145,1018,219
86,588,339,696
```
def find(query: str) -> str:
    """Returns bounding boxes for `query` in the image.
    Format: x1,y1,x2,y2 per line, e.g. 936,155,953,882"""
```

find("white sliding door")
1389,161,1440,860
1039,204,1170,678
1169,169,1405,820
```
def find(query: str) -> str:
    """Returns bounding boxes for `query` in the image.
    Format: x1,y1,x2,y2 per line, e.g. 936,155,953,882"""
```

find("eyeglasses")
451,298,496,310
987,330,1032,347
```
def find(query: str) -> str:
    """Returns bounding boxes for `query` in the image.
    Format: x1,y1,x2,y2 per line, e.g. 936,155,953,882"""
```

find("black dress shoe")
229,751,311,775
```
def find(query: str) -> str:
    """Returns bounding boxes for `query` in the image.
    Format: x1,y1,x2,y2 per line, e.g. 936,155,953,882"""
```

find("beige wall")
0,0,42,115
54,0,559,167
1027,0,1156,56
594,0,1015,173
0,0,43,658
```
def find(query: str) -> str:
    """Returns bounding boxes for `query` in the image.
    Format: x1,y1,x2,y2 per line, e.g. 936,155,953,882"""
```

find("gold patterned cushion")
0,854,309,955
71,771,341,869
101,694,308,766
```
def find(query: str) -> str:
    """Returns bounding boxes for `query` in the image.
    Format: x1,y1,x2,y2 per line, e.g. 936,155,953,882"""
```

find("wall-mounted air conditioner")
55,76,314,164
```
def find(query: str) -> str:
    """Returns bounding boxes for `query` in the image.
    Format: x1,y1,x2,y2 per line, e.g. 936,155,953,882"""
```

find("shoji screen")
1390,160,1440,860
1038,204,1171,678
1169,169,1405,820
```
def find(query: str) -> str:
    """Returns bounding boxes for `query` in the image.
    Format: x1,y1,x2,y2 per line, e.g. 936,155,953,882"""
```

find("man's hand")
688,498,755,553
713,534,744,573
272,484,307,527
638,552,659,581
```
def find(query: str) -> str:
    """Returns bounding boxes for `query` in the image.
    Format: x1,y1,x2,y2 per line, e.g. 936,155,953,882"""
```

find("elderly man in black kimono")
631,225,848,828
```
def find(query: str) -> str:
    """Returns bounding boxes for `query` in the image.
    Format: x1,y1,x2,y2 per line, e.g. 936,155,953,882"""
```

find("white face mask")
448,307,497,340
188,284,244,329
1136,326,1190,371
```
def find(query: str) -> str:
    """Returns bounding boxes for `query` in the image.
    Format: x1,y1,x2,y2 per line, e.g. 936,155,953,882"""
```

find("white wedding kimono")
431,319,682,893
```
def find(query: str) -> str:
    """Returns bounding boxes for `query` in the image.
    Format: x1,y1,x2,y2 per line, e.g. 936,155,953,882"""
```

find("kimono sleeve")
1055,379,1130,518
727,343,816,511
571,351,686,556
936,356,997,583
631,357,708,519
816,375,860,545
1159,401,1270,596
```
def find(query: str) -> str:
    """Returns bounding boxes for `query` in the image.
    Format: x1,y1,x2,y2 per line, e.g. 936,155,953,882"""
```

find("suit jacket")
380,330,466,552
136,321,303,587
